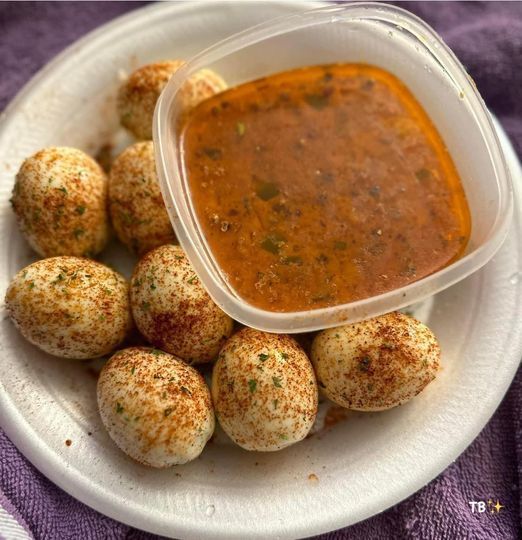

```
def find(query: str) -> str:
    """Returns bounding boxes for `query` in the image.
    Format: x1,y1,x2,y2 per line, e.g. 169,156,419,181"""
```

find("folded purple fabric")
0,2,521,539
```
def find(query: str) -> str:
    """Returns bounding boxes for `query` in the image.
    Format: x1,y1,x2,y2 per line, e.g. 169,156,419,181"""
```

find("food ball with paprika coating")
5,256,132,359
118,60,227,140
311,312,440,411
97,347,215,467
130,244,233,363
212,328,318,451
11,147,109,257
108,141,176,255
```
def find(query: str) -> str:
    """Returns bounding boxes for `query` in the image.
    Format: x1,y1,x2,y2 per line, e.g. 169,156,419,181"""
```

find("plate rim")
0,2,521,539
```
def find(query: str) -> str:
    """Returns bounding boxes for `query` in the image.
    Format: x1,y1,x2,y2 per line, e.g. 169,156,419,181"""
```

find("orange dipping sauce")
179,63,471,312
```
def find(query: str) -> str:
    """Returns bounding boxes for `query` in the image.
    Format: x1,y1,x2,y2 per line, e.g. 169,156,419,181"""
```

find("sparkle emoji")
487,499,504,513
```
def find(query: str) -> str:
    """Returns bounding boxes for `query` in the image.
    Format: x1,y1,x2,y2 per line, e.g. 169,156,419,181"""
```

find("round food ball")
11,147,109,258
212,328,318,451
5,257,132,359
109,141,176,255
311,312,440,411
130,244,233,363
97,347,215,467
118,60,227,140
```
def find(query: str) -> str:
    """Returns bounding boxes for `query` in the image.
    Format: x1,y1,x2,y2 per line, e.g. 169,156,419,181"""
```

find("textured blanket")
0,2,521,539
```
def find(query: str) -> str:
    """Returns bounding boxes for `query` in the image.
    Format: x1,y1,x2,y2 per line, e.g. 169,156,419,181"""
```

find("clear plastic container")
153,2,513,333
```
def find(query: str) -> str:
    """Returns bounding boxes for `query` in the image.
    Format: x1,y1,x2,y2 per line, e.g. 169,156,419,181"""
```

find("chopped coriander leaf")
203,147,222,160
141,301,151,311
187,275,198,284
248,379,257,393
180,386,192,395
255,181,280,201
272,376,282,388
415,168,431,181
281,255,303,265
369,186,380,198
358,356,371,372
58,186,68,195
121,212,133,225
116,403,124,414
52,273,65,284
273,399,279,410
260,233,286,255
73,228,85,239
258,353,269,362
304,93,329,110
260,237,280,255
236,122,246,136
75,205,86,215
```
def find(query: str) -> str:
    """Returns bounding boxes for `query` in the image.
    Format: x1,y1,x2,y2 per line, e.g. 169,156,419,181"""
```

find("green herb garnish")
53,273,65,284
248,379,257,393
369,186,380,198
203,147,222,160
272,376,282,388
358,356,371,372
255,181,280,201
304,93,329,110
116,403,124,414
415,168,431,182
76,206,86,215
281,255,303,265
260,233,286,255
258,353,269,362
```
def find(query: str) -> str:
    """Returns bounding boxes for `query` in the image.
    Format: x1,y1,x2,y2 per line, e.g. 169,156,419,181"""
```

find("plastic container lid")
154,2,513,333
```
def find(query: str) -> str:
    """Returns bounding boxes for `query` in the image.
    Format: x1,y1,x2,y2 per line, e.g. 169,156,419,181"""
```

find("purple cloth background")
0,1,521,539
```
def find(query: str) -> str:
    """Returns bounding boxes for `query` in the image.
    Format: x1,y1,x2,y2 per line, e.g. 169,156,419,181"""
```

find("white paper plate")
0,2,521,539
